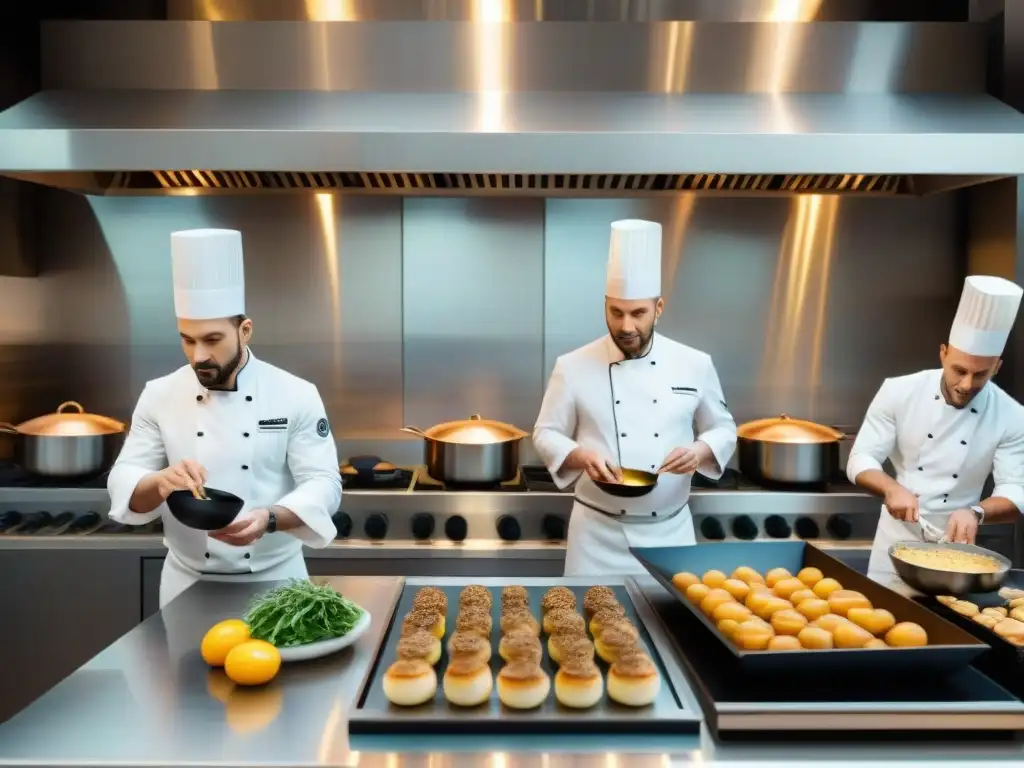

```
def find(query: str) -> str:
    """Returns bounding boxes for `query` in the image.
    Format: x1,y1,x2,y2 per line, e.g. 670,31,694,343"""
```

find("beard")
193,339,245,390
611,324,655,359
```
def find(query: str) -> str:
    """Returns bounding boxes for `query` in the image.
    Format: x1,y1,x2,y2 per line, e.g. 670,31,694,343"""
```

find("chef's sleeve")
693,359,737,480
533,359,581,489
107,383,168,526
990,408,1024,512
846,378,899,483
274,384,341,548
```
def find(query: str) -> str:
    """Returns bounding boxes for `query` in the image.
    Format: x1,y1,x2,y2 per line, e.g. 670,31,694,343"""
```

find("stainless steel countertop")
0,575,1021,767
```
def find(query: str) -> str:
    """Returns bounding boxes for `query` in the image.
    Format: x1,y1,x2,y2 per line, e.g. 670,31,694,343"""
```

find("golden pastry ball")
722,578,751,602
796,598,832,622
717,618,742,639
827,590,872,618
753,597,793,621
797,566,825,587
885,622,928,647
712,601,753,624
812,577,843,599
765,568,792,588
767,635,802,651
810,613,849,633
833,621,874,649
789,588,816,606
847,608,896,637
772,577,807,601
733,620,774,650
685,583,711,605
731,566,766,586
863,638,888,649
672,572,701,591
702,570,728,589
770,608,809,636
700,588,735,617
797,626,834,649
745,589,775,614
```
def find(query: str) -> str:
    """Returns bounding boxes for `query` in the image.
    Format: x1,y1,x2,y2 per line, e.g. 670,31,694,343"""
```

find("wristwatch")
266,508,278,534
970,505,985,525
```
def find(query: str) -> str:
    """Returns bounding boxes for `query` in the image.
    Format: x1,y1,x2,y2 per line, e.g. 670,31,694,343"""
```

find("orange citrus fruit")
200,619,251,667
224,640,281,686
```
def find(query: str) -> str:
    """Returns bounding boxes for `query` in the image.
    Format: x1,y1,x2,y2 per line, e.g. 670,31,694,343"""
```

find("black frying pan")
166,487,244,530
593,467,659,498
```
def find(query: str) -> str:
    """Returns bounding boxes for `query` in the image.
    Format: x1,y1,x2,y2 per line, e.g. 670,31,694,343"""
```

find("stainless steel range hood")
0,90,1020,197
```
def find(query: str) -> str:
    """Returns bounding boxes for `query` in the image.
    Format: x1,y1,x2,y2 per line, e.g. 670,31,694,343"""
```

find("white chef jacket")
107,350,341,603
846,369,1024,581
534,333,737,575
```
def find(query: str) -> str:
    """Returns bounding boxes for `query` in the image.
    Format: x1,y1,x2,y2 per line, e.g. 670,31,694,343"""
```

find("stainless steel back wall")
41,20,983,92
0,189,964,465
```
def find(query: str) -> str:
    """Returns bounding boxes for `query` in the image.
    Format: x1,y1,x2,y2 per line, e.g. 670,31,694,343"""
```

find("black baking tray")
632,542,988,675
918,570,1024,696
348,583,701,735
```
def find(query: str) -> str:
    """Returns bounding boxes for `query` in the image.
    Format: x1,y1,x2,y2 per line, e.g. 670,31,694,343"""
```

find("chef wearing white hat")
848,275,1024,584
534,219,737,575
107,229,341,607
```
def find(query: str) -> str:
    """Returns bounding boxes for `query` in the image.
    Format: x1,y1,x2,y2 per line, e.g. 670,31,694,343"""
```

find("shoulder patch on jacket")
316,417,330,438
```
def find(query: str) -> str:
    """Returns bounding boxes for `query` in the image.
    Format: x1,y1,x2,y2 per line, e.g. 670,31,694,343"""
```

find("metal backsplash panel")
402,198,545,437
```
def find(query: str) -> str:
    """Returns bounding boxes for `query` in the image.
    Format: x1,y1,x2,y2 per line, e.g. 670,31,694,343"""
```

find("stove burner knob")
731,515,759,541
445,515,468,542
0,511,22,532
764,515,791,539
364,513,389,541
411,513,435,540
332,511,353,539
699,517,726,541
67,511,101,533
826,514,853,541
497,515,521,542
795,516,820,539
21,511,52,532
541,514,566,540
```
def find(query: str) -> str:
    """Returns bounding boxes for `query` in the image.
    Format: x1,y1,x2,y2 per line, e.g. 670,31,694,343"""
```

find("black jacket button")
246,395,253,402
971,408,977,413
196,395,203,402
243,432,250,438
244,553,251,559
621,433,627,438
918,466,923,471
927,433,933,438
650,361,656,366
953,473,958,479
197,431,204,437
654,433,659,437
242,465,249,470
204,552,211,559
615,400,620,405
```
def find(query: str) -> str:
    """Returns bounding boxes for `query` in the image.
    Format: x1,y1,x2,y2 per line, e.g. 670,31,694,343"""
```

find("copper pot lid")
401,414,528,445
737,414,844,444
0,401,125,437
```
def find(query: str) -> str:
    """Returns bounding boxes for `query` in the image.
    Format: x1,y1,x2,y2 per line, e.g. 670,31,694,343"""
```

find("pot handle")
56,401,85,414
400,425,431,438
0,423,17,435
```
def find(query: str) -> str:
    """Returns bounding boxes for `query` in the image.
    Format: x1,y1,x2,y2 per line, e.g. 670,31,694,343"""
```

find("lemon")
201,619,251,667
224,640,281,686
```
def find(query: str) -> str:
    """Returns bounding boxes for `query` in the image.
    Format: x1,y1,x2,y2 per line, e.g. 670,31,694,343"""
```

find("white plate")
276,610,372,662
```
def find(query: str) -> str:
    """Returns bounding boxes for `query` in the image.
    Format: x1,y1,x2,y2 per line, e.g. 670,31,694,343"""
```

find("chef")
533,219,737,576
848,275,1024,584
107,228,341,608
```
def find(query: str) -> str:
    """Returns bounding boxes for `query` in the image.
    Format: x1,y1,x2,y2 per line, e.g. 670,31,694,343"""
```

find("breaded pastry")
455,607,493,638
460,585,492,610
499,632,543,664
583,586,619,617
396,630,442,666
554,653,603,708
595,627,638,664
447,631,491,665
500,610,540,637
411,586,448,615
496,661,550,709
501,585,530,613
607,650,660,707
402,608,445,639
550,634,594,666
546,610,587,638
589,604,627,636
541,586,577,615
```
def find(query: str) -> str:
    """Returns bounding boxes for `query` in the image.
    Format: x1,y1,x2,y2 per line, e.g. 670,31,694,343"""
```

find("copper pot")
401,414,527,484
0,401,125,477
736,414,846,487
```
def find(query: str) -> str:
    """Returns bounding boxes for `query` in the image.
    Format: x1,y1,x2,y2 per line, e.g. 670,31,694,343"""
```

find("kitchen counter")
0,575,1022,768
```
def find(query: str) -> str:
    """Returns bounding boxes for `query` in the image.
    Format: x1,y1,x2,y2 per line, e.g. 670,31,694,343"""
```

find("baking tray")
918,569,1024,697
348,581,701,735
633,577,1024,739
632,541,987,675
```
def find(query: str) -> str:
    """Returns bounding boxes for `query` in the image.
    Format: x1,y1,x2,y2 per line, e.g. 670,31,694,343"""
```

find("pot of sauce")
0,401,126,478
400,414,527,484
736,414,846,487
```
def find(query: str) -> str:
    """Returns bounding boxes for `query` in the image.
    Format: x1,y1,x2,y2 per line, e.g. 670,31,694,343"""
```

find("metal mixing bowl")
888,540,1011,595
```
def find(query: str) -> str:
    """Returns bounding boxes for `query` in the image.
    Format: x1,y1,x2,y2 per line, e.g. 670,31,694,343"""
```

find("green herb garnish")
243,579,365,648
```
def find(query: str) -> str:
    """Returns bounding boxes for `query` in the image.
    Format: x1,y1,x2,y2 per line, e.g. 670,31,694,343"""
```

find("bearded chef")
107,229,341,608
848,275,1024,584
533,219,737,576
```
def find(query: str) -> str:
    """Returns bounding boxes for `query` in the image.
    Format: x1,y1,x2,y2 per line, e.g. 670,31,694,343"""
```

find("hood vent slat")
120,171,912,195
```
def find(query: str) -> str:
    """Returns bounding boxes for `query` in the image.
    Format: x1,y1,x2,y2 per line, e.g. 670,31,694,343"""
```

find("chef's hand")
945,508,979,544
155,459,207,500
566,447,622,483
210,507,270,547
658,442,711,475
883,484,919,523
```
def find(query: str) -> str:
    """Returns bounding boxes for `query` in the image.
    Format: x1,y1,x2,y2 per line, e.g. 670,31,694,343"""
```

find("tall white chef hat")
606,219,663,300
170,229,246,320
948,275,1023,357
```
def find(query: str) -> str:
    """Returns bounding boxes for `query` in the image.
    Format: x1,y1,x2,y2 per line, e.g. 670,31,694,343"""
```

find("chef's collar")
193,347,257,399
605,332,658,365
932,368,988,414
